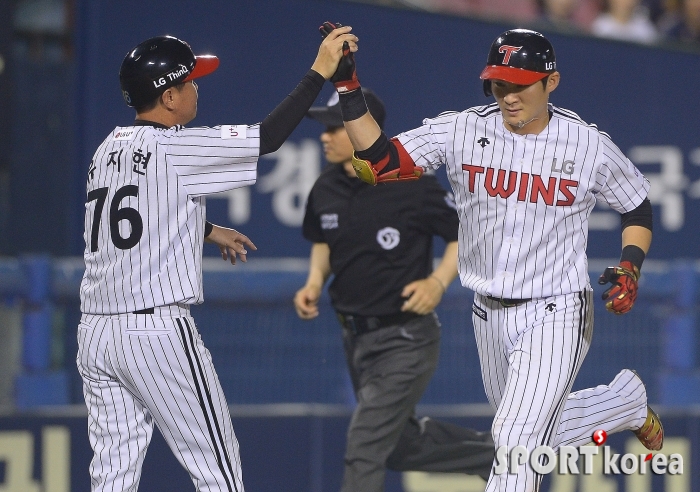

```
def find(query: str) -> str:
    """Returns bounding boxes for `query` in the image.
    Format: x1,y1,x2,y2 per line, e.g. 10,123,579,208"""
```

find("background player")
294,87,494,491
323,26,663,492
76,29,356,491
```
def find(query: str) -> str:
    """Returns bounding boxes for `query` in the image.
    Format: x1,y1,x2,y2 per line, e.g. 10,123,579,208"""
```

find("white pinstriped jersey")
80,123,260,314
396,103,650,299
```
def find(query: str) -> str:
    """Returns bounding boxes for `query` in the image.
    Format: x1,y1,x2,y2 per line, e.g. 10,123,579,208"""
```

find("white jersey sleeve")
80,123,260,315
592,132,650,212
166,124,260,196
394,110,469,172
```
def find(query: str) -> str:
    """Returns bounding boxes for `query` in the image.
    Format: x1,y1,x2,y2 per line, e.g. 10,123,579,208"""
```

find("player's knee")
491,419,534,452
490,419,510,449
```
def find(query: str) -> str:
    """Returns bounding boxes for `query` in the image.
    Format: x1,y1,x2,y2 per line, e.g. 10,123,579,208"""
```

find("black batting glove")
319,21,360,93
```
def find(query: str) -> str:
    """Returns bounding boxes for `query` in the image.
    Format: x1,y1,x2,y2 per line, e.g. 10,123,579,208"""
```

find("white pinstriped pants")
76,305,243,492
472,290,648,492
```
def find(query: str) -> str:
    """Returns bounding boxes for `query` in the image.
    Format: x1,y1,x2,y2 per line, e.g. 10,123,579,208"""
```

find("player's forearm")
259,70,326,155
620,225,652,272
618,198,652,269
622,226,652,253
306,243,332,288
344,112,382,151
430,241,459,291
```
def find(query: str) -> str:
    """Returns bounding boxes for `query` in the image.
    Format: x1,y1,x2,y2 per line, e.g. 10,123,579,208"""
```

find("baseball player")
322,26,663,492
76,29,356,491
294,87,494,491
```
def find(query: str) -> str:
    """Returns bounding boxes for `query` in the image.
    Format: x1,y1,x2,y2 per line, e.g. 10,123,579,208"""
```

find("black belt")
337,312,420,335
133,307,155,314
486,296,531,308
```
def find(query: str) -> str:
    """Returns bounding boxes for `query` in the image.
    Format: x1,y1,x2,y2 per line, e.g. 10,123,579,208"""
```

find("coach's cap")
120,35,220,108
479,29,557,87
307,88,386,130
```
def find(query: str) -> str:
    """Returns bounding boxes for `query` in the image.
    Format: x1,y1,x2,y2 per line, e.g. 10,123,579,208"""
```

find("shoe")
634,405,664,451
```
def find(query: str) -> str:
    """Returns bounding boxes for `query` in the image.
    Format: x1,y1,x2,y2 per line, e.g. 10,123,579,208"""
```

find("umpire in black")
294,88,494,492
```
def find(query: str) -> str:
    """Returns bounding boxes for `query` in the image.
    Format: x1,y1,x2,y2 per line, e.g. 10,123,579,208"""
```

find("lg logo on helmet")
153,77,168,88
153,64,190,88
498,45,522,64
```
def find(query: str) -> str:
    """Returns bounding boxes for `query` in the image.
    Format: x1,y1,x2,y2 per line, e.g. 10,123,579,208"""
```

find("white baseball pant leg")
77,306,243,492
473,290,648,492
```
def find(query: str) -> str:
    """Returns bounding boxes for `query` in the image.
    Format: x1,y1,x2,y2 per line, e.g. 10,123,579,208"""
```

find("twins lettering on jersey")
462,158,579,206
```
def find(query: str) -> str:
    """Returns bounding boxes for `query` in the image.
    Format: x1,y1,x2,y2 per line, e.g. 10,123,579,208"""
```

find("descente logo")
494,445,684,476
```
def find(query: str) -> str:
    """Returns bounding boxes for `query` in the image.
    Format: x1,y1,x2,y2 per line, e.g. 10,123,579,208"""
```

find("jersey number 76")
86,185,143,252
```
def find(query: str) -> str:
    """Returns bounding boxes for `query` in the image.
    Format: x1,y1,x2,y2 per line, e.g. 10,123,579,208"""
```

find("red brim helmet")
120,35,219,108
184,55,220,82
480,29,556,96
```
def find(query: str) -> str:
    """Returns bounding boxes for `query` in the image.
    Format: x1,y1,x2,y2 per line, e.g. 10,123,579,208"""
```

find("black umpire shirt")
302,164,459,317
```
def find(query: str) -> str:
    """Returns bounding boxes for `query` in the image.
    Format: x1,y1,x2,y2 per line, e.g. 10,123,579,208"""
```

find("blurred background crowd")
373,0,700,46
5,0,700,67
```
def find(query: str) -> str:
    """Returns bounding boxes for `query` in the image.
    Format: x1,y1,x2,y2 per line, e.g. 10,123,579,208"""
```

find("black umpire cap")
307,88,386,130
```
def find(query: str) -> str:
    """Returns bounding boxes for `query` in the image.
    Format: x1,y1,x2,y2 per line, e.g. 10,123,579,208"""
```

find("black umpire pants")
339,312,494,492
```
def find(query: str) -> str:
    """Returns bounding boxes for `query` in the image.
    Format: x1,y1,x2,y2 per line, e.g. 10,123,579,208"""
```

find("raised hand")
315,21,360,92
311,22,358,82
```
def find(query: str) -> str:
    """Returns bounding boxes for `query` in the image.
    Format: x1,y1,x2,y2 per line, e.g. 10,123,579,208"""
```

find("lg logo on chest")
551,158,575,175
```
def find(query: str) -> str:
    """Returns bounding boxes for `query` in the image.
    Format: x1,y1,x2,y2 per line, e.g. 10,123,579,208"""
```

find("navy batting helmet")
119,35,219,109
479,29,556,96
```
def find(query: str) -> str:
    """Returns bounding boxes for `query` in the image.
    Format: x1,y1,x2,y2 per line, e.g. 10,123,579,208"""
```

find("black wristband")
204,221,214,238
620,245,646,270
338,89,368,122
